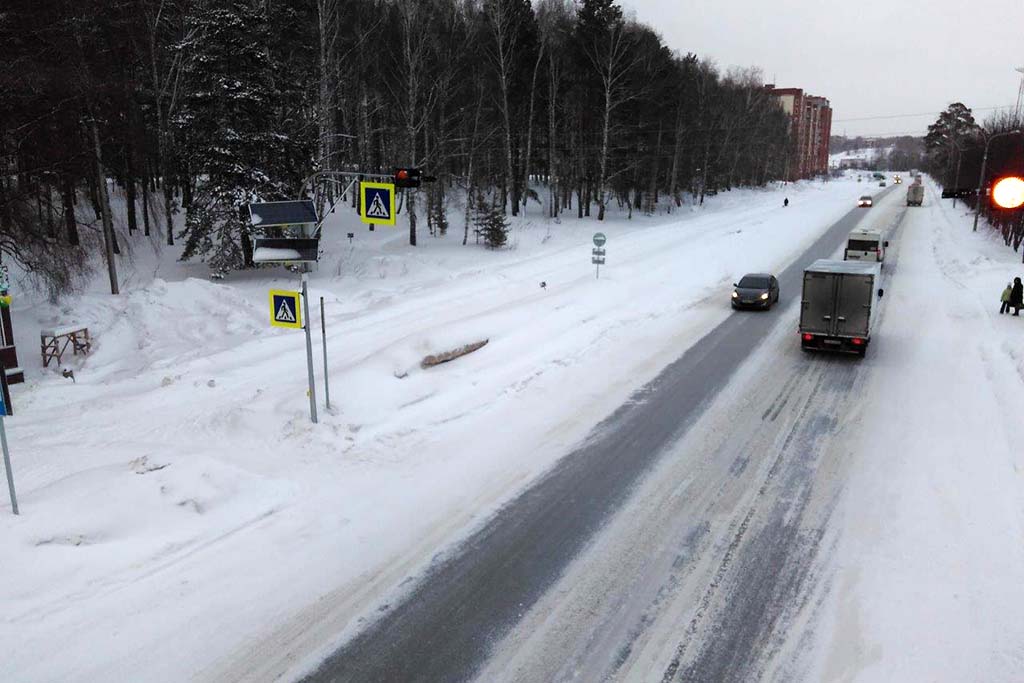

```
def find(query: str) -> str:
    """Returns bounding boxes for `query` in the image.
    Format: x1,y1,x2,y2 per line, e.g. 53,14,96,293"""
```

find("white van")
844,228,888,263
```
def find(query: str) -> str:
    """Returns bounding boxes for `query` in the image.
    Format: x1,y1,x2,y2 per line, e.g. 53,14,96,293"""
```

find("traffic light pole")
298,170,395,203
302,273,318,424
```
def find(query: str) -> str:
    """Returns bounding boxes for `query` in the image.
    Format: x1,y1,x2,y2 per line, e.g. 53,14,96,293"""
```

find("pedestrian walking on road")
1011,277,1024,316
783,197,789,207
1000,282,1013,314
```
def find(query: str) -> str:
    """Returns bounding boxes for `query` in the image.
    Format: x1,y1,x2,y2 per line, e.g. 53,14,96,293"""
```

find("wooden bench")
41,326,91,368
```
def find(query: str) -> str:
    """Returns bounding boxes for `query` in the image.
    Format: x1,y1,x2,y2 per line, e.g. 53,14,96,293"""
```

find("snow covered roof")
248,201,318,227
806,259,882,276
252,237,320,263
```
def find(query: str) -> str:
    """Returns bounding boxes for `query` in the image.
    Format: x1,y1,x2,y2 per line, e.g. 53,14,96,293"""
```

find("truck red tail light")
802,333,813,341
851,337,864,346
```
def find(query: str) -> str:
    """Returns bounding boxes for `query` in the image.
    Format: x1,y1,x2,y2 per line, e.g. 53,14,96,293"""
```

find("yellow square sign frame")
360,181,396,226
269,289,302,329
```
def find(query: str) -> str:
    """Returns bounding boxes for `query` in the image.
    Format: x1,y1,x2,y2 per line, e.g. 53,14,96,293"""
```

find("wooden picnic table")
40,326,91,368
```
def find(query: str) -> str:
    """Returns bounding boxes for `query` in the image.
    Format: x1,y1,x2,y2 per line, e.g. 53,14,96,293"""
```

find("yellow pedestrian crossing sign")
269,290,302,329
360,181,396,225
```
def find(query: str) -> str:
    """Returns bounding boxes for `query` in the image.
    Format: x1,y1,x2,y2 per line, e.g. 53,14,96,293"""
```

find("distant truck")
799,260,884,356
844,228,887,263
906,183,924,206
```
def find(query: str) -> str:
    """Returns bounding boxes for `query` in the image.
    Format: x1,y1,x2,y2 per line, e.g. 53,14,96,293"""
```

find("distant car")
732,273,780,310
878,180,886,187
858,195,873,207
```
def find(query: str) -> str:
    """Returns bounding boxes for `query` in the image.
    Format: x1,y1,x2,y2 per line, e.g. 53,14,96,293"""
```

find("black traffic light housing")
394,168,422,188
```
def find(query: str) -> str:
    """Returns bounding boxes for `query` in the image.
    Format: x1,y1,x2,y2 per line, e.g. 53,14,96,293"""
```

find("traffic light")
393,168,422,188
992,176,1024,209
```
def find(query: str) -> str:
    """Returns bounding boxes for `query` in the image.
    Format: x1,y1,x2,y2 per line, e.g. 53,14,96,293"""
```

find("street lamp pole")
973,129,1023,232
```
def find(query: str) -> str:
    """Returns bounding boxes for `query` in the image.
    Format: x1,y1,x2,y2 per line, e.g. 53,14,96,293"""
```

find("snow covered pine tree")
176,0,288,274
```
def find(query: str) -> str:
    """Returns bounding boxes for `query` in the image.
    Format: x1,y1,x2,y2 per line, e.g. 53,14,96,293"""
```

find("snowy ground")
0,174,946,681
802,178,1024,681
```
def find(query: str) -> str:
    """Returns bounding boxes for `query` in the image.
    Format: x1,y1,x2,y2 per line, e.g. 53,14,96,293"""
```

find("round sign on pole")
593,232,607,247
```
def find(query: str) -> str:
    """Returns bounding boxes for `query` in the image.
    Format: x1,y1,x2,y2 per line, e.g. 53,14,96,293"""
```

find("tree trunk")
521,44,544,215
90,118,119,294
142,163,151,236
401,5,419,246
316,0,337,219
547,53,558,218
44,184,56,237
646,124,662,215
125,150,138,235
464,84,484,246
596,86,612,221
61,173,80,246
699,142,711,206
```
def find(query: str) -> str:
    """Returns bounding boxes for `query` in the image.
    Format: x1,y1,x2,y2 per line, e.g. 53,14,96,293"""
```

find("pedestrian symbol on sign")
269,290,302,329
366,192,389,219
276,298,296,323
360,181,396,226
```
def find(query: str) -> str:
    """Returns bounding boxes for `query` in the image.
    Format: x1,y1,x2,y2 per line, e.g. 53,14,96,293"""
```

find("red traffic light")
393,168,421,188
992,176,1024,209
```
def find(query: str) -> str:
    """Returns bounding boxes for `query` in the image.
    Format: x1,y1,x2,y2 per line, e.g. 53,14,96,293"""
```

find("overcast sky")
621,0,1024,138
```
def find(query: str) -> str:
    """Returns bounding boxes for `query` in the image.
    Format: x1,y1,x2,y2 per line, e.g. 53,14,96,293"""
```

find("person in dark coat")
783,197,789,207
1011,277,1024,316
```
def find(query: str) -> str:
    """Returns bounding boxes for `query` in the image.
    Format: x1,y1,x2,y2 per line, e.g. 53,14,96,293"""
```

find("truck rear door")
834,274,873,337
801,271,837,335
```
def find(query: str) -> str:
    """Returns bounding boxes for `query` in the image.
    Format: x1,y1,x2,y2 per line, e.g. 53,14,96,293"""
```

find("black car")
731,273,780,309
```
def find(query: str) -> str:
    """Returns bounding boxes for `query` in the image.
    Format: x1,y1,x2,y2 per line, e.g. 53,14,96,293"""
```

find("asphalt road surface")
304,185,904,683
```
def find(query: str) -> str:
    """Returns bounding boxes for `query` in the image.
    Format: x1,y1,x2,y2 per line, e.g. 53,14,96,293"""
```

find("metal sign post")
592,233,607,280
320,296,330,411
592,249,606,278
301,275,318,424
0,387,17,515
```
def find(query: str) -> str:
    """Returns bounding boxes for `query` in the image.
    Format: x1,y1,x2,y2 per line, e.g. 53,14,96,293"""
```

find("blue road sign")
269,290,302,329
360,182,396,225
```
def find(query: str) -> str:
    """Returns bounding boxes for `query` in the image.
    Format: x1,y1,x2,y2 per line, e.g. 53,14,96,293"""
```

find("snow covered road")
301,185,906,682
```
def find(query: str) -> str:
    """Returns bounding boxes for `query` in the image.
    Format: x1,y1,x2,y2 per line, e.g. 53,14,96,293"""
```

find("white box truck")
906,183,924,206
799,260,884,357
844,228,887,263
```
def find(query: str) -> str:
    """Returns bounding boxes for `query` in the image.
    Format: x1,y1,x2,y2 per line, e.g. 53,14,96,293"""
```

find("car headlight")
732,291,739,298
760,292,770,300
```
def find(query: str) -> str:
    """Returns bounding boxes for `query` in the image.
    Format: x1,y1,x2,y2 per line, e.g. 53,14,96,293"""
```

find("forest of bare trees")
1,0,796,294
